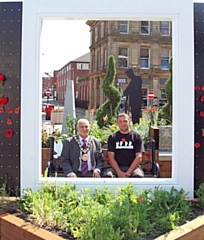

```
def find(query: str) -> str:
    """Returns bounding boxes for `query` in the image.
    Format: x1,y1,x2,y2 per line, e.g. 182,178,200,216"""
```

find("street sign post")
45,89,51,97
148,91,154,99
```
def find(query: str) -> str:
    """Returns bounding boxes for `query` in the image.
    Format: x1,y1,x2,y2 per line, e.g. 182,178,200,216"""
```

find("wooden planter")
50,112,63,124
155,214,204,240
0,213,64,240
0,212,204,240
42,148,50,175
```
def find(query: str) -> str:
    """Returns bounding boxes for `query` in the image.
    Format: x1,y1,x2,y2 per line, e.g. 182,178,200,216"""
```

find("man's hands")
67,173,77,178
117,170,131,178
93,170,101,178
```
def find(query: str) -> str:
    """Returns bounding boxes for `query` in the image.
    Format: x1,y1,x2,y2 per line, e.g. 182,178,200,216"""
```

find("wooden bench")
46,137,160,178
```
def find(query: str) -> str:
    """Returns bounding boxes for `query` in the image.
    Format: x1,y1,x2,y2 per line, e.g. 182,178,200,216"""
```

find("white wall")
20,0,194,198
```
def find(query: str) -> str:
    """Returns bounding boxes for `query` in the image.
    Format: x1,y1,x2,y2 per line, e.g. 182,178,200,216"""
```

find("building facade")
54,53,90,104
86,20,172,110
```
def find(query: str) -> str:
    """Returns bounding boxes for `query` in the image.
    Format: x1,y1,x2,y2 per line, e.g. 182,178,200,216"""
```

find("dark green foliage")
158,57,172,124
96,55,122,128
21,183,193,240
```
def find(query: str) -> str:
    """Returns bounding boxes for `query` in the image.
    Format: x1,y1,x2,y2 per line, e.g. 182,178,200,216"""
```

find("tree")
158,57,172,124
96,55,121,128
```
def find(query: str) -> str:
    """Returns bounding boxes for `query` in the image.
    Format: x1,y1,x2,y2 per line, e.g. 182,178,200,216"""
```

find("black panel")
194,3,204,190
0,2,22,194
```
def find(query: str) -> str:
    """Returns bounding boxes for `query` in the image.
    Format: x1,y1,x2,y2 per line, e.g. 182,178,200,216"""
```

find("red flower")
202,86,204,91
14,107,20,114
7,117,12,125
195,143,200,149
7,108,12,114
4,128,14,138
200,111,204,117
200,95,204,103
121,138,126,142
195,86,200,91
0,96,8,105
138,195,143,203
0,73,5,85
0,107,4,113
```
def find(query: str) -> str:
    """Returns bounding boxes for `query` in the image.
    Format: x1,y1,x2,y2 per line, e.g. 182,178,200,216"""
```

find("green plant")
195,183,204,209
142,107,158,127
21,182,193,240
96,55,121,128
52,105,64,112
129,118,150,145
42,126,61,148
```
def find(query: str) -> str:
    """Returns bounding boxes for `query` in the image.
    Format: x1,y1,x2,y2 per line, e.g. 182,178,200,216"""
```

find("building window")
140,48,149,69
142,88,148,109
142,78,150,84
118,47,128,68
160,89,166,98
160,78,167,85
161,49,170,70
77,63,90,70
161,21,170,36
141,21,150,35
119,21,128,34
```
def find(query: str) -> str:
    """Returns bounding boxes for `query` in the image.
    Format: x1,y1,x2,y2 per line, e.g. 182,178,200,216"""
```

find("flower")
4,128,14,138
0,73,5,86
89,109,95,115
0,96,9,105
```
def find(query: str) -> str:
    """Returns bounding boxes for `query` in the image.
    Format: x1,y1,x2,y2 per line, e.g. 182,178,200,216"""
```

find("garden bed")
0,206,204,240
0,195,204,240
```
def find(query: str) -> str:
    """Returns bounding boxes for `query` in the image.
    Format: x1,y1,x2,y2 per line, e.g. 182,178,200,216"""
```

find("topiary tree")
96,55,121,128
158,57,172,124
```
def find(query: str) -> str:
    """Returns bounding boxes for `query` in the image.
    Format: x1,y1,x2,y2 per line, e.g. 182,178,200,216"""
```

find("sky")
40,20,90,74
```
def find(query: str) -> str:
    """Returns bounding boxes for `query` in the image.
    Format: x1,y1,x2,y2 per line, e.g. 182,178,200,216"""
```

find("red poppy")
138,195,143,203
194,143,200,149
121,138,126,142
7,108,12,114
4,128,14,138
202,86,204,91
7,117,12,125
202,131,204,137
0,107,4,113
200,95,204,103
0,96,8,105
200,111,204,117
0,73,5,85
14,107,20,114
195,86,200,91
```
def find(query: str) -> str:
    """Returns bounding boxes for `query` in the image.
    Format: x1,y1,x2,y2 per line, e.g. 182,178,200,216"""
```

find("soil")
1,198,204,240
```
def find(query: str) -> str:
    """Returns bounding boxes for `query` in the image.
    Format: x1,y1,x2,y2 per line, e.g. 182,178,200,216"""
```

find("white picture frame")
21,0,194,198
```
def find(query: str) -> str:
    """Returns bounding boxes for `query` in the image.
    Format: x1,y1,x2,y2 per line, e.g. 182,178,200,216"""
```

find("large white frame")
21,0,194,198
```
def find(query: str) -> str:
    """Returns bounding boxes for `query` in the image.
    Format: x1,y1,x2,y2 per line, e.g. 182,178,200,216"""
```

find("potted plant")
50,105,64,124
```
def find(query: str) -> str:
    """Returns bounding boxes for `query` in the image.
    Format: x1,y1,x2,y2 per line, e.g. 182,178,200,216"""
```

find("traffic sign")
148,91,154,99
45,89,51,97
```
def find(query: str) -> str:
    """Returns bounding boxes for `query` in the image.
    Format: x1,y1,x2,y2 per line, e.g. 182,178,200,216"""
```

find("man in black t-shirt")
102,113,144,178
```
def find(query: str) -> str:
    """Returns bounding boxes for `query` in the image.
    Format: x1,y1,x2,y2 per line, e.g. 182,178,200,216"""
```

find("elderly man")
61,119,104,177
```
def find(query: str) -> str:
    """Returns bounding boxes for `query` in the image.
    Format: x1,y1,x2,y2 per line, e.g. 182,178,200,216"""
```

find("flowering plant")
142,107,158,126
0,73,6,86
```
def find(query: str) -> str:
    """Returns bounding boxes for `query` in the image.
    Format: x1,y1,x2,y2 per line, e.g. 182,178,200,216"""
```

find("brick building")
54,52,90,104
86,20,172,110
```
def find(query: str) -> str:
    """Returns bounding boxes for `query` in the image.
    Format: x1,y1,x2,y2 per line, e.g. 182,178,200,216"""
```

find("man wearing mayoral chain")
61,119,104,177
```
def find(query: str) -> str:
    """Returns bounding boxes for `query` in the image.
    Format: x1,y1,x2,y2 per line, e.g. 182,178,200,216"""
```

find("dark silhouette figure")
124,68,143,124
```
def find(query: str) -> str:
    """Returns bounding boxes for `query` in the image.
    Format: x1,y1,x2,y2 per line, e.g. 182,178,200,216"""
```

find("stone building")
86,20,172,110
